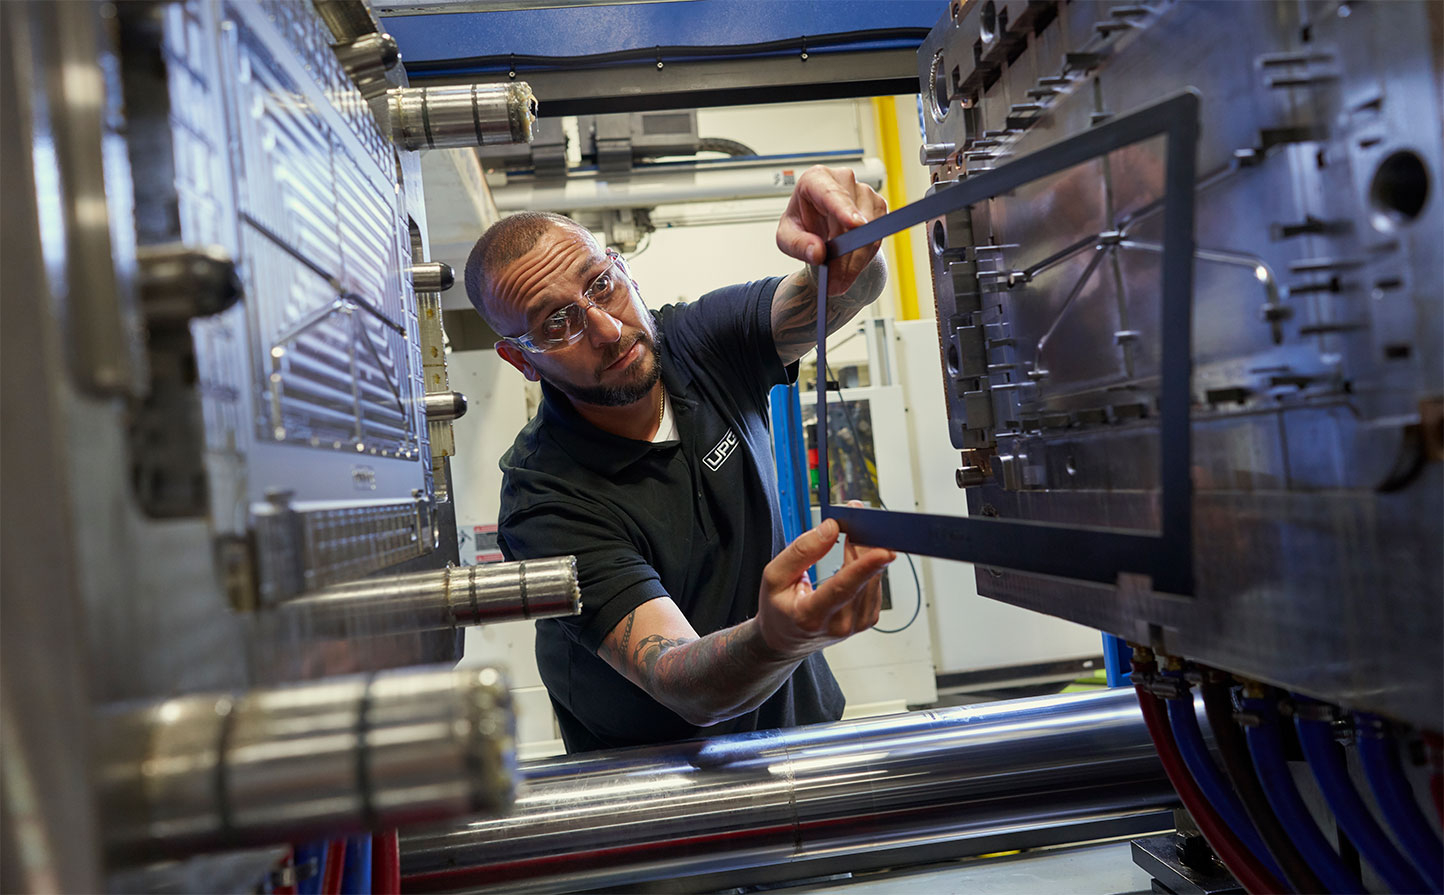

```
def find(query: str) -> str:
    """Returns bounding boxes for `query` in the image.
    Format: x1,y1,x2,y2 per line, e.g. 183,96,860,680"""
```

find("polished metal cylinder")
313,0,382,42
332,32,401,99
425,391,468,422
135,244,242,323
920,141,957,165
98,666,515,863
389,83,537,150
409,260,455,293
398,689,1175,893
279,557,580,640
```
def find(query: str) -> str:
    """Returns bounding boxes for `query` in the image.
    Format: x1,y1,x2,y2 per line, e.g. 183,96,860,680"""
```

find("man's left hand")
776,165,887,296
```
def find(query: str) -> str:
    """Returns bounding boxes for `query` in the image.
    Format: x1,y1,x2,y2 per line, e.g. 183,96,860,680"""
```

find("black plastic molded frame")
815,90,1198,596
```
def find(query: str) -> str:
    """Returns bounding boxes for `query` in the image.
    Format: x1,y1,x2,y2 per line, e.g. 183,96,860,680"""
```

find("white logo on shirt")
703,430,739,472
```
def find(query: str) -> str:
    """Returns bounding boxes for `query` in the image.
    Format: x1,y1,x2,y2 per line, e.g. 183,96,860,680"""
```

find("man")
464,165,896,752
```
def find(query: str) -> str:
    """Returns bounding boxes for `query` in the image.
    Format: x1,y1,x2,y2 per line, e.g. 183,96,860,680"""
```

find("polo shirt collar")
538,363,690,476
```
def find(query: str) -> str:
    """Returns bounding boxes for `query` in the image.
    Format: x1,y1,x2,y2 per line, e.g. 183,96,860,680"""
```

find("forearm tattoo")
772,255,888,365
604,611,800,726
631,633,695,678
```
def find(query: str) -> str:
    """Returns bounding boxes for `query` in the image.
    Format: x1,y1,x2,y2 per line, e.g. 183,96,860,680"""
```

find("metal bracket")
816,91,1198,596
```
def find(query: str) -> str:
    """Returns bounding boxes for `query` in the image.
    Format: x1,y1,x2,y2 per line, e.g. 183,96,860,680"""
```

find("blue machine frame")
815,91,1199,598
769,382,814,585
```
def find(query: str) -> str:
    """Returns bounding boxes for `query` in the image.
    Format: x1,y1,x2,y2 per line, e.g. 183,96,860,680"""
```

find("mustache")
596,331,649,377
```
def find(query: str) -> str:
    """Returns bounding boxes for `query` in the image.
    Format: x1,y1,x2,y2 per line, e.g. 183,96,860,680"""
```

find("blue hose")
1241,697,1364,894
1294,701,1431,894
1355,714,1444,892
294,840,329,895
340,833,373,895
1164,682,1286,883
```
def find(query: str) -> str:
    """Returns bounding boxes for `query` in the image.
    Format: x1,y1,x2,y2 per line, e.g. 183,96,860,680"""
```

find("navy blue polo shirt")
496,276,845,753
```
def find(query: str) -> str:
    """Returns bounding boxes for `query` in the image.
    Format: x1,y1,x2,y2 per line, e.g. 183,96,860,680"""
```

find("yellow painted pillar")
870,95,921,321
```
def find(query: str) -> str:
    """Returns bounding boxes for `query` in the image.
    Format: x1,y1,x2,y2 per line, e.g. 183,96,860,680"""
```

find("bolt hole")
946,342,959,374
1066,455,1077,476
1369,150,1429,232
979,0,998,44
929,50,950,122
932,220,947,254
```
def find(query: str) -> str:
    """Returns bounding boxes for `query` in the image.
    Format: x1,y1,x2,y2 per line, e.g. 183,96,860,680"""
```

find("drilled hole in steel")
979,0,999,45
1369,150,1429,232
932,220,947,254
1066,455,1078,476
929,50,949,122
946,342,960,374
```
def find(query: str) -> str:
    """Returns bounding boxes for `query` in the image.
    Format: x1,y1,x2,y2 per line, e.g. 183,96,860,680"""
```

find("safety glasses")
502,250,632,354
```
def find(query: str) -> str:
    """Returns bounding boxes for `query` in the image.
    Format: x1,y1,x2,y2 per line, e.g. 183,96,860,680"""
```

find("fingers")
777,167,880,265
764,518,840,586
844,547,890,634
841,501,863,564
805,543,895,618
776,213,827,265
811,186,868,230
859,561,885,628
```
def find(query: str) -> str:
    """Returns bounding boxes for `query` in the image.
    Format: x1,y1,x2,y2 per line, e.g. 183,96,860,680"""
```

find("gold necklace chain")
657,387,666,427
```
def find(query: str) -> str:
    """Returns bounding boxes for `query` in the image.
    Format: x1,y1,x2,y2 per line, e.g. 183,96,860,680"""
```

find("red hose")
321,838,347,895
1132,658,1286,895
374,830,401,895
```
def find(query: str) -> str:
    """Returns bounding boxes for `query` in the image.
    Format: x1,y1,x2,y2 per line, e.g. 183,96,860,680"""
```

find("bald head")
464,211,595,326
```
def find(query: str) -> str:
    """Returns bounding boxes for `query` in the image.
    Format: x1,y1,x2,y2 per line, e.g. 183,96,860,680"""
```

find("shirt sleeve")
663,276,797,409
499,498,670,653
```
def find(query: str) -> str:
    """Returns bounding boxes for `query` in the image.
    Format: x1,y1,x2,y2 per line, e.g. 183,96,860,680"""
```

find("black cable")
696,137,758,158
405,28,933,75
821,359,922,634
1200,673,1324,894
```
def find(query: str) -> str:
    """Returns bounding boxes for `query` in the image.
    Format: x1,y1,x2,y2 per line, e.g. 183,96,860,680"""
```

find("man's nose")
584,304,622,345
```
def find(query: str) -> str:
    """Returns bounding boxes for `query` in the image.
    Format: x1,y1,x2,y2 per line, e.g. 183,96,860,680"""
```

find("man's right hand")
593,509,895,728
755,513,897,660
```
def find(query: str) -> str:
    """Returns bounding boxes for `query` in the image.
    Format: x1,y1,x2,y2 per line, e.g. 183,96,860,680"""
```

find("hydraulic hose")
373,831,400,895
1162,670,1285,885
1239,693,1363,894
320,838,346,895
1294,699,1430,894
1132,655,1285,894
1200,676,1324,894
1354,714,1444,892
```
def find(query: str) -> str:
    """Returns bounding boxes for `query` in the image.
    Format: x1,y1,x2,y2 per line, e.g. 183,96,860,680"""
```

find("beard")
546,330,662,407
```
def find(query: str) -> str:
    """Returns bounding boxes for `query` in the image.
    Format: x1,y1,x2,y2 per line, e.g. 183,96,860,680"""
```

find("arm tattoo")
629,624,799,726
771,255,888,365
599,613,802,727
598,609,639,667
632,633,695,679
618,611,635,655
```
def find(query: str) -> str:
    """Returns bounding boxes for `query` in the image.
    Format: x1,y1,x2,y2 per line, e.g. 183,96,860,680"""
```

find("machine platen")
3,0,564,889
3,0,1439,892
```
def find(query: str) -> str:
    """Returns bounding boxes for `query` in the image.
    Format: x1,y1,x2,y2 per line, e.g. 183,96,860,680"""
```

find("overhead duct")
399,688,1177,893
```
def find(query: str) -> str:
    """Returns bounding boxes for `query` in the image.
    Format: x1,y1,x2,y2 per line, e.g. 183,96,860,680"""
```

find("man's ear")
495,341,542,382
